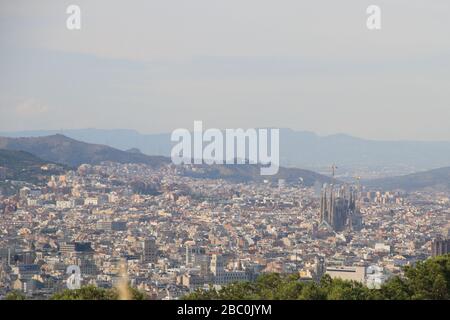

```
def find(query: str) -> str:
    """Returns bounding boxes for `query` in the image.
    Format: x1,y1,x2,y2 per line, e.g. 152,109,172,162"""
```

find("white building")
56,200,74,209
365,265,389,289
326,266,366,283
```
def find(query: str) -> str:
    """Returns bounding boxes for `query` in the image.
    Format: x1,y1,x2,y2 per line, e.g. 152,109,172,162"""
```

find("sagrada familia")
319,185,363,232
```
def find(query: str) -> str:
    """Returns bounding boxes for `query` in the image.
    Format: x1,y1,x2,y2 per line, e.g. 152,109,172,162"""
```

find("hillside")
364,166,450,191
0,149,47,168
3,128,450,172
0,135,334,186
0,134,170,168
181,163,334,186
0,149,65,184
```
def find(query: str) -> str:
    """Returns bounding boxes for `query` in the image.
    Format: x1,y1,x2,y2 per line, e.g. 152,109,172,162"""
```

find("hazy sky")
1,0,449,140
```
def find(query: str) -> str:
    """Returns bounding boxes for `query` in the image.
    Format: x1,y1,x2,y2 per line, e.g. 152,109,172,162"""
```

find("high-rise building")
313,256,325,281
431,238,450,257
59,242,97,275
185,243,206,266
96,221,127,232
59,242,93,257
141,238,158,263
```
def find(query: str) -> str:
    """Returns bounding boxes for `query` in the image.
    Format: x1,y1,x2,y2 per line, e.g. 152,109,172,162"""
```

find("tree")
183,255,450,300
51,285,116,300
378,276,411,300
377,254,449,300
325,279,372,300
51,285,147,300
298,283,327,300
4,290,26,300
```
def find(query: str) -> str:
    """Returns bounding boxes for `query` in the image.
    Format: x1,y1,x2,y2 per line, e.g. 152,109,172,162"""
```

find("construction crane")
331,164,338,183
354,175,361,190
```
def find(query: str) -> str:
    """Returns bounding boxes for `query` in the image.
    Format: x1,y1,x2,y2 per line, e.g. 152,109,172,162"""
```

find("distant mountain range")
2,132,450,191
0,134,334,186
0,134,168,168
364,166,450,191
3,133,449,191
2,128,450,172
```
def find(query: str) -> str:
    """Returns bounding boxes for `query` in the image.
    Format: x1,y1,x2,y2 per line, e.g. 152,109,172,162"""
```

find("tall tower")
329,188,335,227
319,184,360,232
141,238,157,263
431,238,450,257
320,188,328,222
185,244,192,265
210,254,224,276
314,256,325,281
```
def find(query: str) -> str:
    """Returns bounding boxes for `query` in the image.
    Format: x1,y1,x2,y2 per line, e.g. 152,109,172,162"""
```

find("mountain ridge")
363,166,450,191
0,134,169,168
0,134,334,186
0,148,66,185
2,128,450,171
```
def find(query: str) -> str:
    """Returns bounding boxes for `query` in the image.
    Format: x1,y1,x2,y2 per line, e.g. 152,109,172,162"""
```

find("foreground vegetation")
3,255,448,300
4,285,147,300
50,285,147,300
184,254,450,300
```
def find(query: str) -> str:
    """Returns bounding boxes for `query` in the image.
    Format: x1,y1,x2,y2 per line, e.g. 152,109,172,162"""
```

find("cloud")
1,1,450,140
15,99,49,116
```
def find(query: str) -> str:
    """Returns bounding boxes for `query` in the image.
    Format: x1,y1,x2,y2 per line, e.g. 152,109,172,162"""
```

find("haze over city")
1,0,450,140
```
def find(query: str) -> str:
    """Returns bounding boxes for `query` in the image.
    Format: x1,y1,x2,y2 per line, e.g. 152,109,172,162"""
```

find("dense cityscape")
1,1,450,306
0,161,448,299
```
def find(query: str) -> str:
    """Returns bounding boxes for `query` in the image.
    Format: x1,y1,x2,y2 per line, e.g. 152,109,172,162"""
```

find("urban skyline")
1,1,449,303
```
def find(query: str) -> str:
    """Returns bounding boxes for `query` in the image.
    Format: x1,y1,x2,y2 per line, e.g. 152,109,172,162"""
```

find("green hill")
0,135,333,186
0,149,66,184
0,148,47,168
0,134,170,168
182,163,334,186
